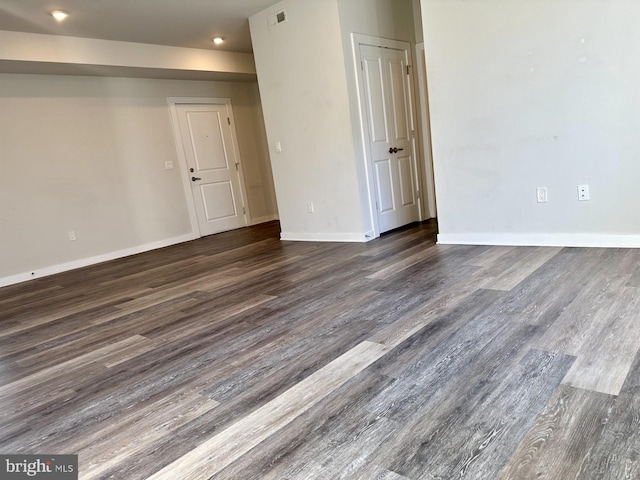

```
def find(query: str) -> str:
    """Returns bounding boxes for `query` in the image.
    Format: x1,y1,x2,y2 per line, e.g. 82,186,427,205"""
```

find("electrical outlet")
164,161,174,170
307,202,315,213
578,185,590,201
68,231,76,241
536,187,548,203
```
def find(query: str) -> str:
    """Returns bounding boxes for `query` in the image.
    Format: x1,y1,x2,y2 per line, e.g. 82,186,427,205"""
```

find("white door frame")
351,33,424,239
167,97,250,237
415,43,437,219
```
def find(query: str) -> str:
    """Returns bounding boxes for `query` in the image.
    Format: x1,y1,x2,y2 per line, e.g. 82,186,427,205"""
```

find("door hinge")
235,163,239,171
227,117,231,125
361,60,364,71
406,65,411,75
375,200,379,211
243,207,246,215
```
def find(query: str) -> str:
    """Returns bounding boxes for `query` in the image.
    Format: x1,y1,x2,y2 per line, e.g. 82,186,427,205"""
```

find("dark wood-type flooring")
2,220,640,479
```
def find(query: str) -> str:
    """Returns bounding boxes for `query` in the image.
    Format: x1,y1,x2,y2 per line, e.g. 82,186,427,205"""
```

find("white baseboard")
249,214,279,226
0,233,198,288
437,232,640,248
280,231,370,243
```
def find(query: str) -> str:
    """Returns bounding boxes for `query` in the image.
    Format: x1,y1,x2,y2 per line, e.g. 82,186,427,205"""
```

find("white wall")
0,74,277,284
422,0,640,247
412,0,424,44
0,30,256,80
228,85,279,221
250,0,420,241
250,0,366,241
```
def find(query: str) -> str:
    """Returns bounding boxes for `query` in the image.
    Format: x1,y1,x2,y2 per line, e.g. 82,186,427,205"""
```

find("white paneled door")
359,43,420,234
176,103,247,236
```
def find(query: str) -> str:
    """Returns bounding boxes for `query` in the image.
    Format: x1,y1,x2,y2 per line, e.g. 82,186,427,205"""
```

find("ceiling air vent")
268,10,287,29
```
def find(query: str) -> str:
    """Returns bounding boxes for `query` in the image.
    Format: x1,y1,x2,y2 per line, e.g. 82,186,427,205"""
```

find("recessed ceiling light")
51,10,69,21
213,37,224,45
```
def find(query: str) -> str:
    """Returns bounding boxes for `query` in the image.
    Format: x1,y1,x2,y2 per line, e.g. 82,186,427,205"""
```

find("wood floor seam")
2,220,640,479
146,340,391,479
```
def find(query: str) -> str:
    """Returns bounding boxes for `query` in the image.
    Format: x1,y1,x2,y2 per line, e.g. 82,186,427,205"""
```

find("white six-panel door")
176,104,247,236
359,43,420,234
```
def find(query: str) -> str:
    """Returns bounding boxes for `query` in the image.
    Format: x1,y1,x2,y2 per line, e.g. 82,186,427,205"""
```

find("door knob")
388,147,405,154
191,176,202,182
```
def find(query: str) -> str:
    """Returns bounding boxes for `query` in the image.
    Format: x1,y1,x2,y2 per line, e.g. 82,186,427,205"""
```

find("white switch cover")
578,185,590,201
164,161,174,170
536,187,548,203
307,202,315,213
68,231,76,241
275,141,282,153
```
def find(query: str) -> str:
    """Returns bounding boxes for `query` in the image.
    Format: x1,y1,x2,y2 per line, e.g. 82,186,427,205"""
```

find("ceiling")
0,0,283,53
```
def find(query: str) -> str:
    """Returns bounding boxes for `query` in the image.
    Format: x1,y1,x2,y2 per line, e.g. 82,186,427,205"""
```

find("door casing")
352,34,424,238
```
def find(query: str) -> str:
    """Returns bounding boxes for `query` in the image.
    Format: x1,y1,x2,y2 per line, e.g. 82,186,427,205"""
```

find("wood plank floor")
2,220,640,479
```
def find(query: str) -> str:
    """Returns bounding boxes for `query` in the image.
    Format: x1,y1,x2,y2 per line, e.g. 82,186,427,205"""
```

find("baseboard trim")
249,215,279,226
280,231,369,243
0,233,198,288
437,232,640,248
